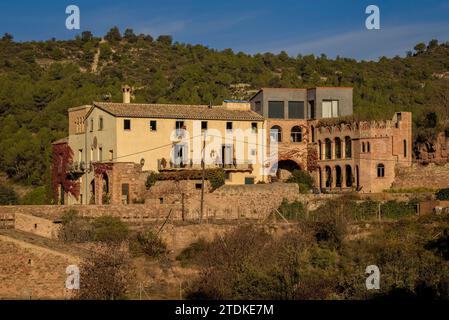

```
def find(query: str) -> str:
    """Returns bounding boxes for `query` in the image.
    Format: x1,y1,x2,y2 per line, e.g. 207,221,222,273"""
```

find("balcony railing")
158,159,253,172
66,161,87,173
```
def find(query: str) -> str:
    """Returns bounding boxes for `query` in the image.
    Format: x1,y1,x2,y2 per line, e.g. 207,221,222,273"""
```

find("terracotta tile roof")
92,102,264,121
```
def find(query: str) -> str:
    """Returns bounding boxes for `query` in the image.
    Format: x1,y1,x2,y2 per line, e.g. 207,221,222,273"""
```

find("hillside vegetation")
0,28,448,195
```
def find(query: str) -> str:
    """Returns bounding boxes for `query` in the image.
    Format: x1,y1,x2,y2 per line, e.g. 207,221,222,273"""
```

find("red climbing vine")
94,163,113,176
51,142,80,202
307,146,319,172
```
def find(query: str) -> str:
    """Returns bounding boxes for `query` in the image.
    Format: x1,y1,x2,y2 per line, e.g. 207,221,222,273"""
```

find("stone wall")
0,233,79,299
392,163,449,190
14,213,60,239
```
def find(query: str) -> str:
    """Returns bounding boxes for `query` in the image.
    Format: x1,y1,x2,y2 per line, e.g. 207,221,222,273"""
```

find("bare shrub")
74,243,135,300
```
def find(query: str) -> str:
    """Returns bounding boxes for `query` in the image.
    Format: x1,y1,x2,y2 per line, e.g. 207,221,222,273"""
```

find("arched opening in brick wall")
325,139,332,160
345,165,353,187
335,137,342,159
335,165,342,188
325,166,332,188
276,159,301,181
345,136,352,158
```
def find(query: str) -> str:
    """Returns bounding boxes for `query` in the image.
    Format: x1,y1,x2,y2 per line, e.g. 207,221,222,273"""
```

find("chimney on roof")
122,85,132,104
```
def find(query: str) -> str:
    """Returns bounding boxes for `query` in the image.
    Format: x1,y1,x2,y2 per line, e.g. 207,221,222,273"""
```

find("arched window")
377,164,385,178
325,138,332,160
290,126,302,142
362,142,365,153
335,166,342,188
367,142,371,153
403,140,407,157
335,137,342,159
311,126,315,143
345,136,352,158
325,166,332,188
270,125,282,143
345,165,353,187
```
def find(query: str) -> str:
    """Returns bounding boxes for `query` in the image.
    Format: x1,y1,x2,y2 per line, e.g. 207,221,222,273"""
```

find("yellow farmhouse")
55,86,267,205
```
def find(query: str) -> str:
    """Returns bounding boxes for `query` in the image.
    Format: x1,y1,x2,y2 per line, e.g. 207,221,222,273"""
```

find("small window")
176,121,185,129
201,121,208,131
362,142,365,153
195,183,203,189
124,119,131,130
226,122,233,131
34,223,37,229
290,126,302,143
367,142,371,153
109,150,114,161
225,172,231,181
245,177,255,185
99,117,104,131
270,126,282,142
403,140,407,157
377,164,385,178
121,183,130,204
159,197,164,204
90,118,94,132
150,120,157,131
251,122,258,133
98,147,103,162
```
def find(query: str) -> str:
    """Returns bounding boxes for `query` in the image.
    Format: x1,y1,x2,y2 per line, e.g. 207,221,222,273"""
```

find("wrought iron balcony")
66,161,86,173
157,159,254,172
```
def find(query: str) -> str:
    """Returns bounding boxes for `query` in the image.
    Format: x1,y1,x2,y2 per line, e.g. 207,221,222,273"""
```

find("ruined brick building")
52,86,412,205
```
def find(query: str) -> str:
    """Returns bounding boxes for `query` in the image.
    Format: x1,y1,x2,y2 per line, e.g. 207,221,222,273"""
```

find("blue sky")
1,0,449,60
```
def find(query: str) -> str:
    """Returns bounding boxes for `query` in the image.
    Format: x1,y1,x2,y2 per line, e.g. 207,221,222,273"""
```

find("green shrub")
59,209,94,243
92,216,129,243
380,200,418,219
145,172,159,190
206,169,225,191
436,188,449,201
0,184,18,205
134,229,167,257
287,170,314,193
176,238,208,264
20,186,50,205
276,199,306,221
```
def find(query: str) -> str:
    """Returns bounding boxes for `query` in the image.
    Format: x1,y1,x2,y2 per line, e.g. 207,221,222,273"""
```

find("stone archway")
275,159,301,181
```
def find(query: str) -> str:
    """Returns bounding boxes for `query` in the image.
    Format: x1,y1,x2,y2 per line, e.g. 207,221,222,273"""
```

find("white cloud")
240,22,449,60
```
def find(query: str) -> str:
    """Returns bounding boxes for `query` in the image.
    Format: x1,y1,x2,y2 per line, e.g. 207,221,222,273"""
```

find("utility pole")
200,130,206,223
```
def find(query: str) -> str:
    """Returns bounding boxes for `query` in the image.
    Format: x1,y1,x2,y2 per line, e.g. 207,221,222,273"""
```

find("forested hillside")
0,27,448,196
